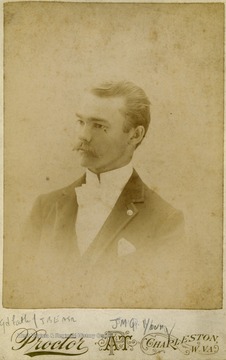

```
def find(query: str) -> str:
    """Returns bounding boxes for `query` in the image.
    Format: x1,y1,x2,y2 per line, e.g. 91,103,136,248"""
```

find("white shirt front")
75,163,133,256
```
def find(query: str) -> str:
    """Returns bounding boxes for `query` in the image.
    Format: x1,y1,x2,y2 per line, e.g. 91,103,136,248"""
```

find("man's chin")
79,156,96,168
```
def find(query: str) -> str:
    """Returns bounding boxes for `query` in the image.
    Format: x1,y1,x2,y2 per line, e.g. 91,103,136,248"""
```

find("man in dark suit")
5,81,188,309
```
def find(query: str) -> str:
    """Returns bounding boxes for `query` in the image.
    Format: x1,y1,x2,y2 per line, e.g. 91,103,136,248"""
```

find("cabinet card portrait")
1,1,225,359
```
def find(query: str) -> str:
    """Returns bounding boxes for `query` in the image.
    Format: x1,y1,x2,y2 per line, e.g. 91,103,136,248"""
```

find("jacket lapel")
50,174,86,255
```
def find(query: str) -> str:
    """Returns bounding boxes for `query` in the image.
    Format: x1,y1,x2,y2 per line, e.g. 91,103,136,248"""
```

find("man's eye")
77,119,85,126
93,123,107,130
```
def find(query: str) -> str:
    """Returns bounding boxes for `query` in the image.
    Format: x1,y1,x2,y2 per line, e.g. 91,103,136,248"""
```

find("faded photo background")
4,2,223,308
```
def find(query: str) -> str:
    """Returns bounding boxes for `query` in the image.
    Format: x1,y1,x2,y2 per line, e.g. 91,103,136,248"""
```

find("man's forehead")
78,92,126,118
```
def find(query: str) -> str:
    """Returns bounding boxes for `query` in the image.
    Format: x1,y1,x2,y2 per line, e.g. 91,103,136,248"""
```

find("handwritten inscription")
110,317,139,331
39,315,76,325
0,314,76,334
109,317,174,337
143,318,174,336
11,328,88,357
0,314,37,334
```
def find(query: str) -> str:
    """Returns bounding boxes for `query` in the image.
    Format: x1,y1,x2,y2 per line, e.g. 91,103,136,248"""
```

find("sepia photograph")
3,2,224,310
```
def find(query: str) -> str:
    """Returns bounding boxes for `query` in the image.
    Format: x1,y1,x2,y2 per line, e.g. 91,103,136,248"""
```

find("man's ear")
129,126,145,147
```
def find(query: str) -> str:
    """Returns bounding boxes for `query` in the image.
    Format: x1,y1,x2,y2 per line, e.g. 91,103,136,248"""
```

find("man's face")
74,93,134,174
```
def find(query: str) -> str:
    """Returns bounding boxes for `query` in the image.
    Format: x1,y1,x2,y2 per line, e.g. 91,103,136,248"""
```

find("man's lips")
78,148,92,155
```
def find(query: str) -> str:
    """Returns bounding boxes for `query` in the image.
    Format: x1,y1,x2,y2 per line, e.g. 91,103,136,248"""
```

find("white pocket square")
118,238,136,257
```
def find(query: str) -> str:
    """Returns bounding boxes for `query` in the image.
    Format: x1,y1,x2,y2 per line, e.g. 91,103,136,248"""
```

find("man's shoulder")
145,182,182,216
36,174,85,207
133,170,182,216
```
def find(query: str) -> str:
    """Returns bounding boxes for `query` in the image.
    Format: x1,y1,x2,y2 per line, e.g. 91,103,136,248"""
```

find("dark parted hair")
90,81,151,138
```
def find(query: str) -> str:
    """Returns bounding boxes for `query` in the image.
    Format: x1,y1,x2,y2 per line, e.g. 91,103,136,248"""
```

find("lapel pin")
127,209,134,216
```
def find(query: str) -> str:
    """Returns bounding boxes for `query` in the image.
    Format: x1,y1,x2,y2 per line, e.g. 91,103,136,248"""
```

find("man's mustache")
73,142,99,158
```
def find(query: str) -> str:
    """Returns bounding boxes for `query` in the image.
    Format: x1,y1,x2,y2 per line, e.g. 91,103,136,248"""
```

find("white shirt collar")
85,162,133,191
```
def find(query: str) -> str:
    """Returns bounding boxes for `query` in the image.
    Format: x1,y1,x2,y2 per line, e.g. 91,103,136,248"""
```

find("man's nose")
78,124,92,142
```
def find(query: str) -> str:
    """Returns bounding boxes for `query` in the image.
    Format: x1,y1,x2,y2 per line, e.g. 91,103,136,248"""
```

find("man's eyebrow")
75,113,109,124
75,113,84,119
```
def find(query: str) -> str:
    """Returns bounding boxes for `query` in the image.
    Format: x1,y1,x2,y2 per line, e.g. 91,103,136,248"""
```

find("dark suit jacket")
6,170,191,309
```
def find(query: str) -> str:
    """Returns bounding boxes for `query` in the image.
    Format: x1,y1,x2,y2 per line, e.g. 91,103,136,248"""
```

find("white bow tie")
75,183,120,209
